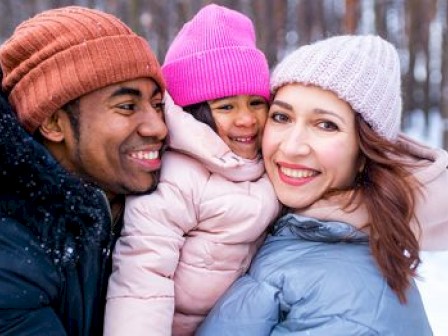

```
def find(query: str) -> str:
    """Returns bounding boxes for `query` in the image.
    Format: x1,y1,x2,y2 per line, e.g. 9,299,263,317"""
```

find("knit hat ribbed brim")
162,4,270,107
0,6,165,133
271,35,402,141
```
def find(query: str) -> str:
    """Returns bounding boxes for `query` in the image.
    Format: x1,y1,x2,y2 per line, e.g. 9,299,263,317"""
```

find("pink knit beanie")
271,35,401,141
0,6,164,133
162,4,270,107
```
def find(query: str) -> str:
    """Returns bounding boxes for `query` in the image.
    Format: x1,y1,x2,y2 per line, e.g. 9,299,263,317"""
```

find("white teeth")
233,136,253,143
131,151,159,160
280,167,317,178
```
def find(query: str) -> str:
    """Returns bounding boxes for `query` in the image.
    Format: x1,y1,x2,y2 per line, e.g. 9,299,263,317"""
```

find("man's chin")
127,174,159,196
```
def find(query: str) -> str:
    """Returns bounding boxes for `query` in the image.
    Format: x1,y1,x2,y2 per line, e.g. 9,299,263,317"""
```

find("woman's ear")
38,109,68,142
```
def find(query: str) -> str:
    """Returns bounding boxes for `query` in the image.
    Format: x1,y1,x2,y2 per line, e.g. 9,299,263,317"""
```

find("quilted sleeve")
104,152,207,336
197,275,281,336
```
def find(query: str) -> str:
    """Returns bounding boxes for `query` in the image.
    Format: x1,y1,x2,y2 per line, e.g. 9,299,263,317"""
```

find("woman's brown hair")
350,115,421,303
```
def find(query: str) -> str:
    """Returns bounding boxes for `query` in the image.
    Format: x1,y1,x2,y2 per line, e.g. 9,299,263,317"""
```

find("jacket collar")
273,213,368,243
0,90,111,265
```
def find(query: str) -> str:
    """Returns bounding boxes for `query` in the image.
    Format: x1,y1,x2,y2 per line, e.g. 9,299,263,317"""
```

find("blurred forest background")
1,0,448,149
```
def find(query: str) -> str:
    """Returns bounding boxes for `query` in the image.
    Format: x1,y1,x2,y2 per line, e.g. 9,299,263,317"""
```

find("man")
0,6,167,335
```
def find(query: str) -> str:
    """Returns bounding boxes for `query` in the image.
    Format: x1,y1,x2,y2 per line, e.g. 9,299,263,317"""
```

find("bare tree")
344,0,359,34
374,0,388,38
251,0,287,67
1,0,446,149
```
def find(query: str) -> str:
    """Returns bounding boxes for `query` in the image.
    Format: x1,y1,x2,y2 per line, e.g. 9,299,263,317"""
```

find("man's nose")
137,108,168,140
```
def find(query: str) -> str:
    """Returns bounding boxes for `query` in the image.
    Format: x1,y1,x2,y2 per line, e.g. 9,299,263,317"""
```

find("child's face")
208,95,268,160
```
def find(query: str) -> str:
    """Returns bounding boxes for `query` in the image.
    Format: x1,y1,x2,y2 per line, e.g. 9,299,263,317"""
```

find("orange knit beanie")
0,6,165,133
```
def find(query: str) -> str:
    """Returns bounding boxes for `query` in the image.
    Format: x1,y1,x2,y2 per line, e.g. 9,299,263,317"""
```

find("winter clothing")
270,35,401,141
105,97,280,336
390,134,448,250
198,133,445,335
282,134,448,251
161,4,270,106
105,5,276,335
197,213,433,336
0,88,121,335
0,6,164,133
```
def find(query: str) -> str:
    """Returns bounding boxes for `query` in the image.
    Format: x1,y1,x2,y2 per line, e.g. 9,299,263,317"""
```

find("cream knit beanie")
271,35,402,141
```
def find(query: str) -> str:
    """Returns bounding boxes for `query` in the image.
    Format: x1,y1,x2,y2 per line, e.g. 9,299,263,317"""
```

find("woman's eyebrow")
313,108,346,123
271,99,293,110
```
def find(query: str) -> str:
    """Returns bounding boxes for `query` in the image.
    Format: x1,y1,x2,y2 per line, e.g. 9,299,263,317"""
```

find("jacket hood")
163,95,265,182
0,89,111,266
397,133,448,250
397,133,448,183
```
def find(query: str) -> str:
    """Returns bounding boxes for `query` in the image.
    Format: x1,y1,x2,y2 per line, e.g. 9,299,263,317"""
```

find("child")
197,35,434,335
104,4,280,336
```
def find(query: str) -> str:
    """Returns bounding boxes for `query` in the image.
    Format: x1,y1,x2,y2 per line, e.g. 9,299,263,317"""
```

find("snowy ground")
416,251,448,336
405,110,447,336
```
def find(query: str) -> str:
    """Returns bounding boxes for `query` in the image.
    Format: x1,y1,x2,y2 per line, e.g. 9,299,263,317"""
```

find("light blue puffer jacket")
197,214,432,336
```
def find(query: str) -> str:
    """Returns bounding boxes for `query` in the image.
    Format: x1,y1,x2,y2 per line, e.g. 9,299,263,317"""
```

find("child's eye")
270,112,290,123
318,121,339,131
216,104,233,111
250,99,267,107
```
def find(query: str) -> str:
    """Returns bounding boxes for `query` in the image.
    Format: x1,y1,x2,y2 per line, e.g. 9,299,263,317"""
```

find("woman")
197,35,436,335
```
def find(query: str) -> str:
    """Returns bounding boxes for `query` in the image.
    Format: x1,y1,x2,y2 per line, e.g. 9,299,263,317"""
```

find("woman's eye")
270,112,289,123
318,121,339,131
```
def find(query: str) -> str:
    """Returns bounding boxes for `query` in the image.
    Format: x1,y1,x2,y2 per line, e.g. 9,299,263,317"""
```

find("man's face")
61,78,167,198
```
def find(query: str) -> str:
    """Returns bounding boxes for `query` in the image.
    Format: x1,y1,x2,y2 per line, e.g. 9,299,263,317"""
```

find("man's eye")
117,103,135,111
270,112,289,123
152,102,165,111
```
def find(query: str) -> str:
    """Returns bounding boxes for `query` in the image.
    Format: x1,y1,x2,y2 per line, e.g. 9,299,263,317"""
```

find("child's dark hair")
183,102,217,132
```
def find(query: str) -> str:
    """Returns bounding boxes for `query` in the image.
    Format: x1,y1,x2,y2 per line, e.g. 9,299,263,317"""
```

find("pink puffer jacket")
104,97,280,336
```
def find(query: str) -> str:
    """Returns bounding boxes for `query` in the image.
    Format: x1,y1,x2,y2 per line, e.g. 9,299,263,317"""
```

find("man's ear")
38,109,68,142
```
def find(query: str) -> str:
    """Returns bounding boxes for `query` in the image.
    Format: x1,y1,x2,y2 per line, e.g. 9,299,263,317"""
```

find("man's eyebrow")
111,87,142,98
151,86,162,98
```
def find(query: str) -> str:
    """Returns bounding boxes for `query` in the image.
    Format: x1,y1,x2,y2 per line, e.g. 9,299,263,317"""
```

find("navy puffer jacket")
198,214,432,336
0,85,121,335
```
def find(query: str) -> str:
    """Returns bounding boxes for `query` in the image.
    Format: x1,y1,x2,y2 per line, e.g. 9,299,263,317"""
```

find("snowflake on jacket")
0,89,118,336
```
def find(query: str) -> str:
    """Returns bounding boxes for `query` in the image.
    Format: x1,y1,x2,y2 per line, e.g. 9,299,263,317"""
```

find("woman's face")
262,84,363,210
